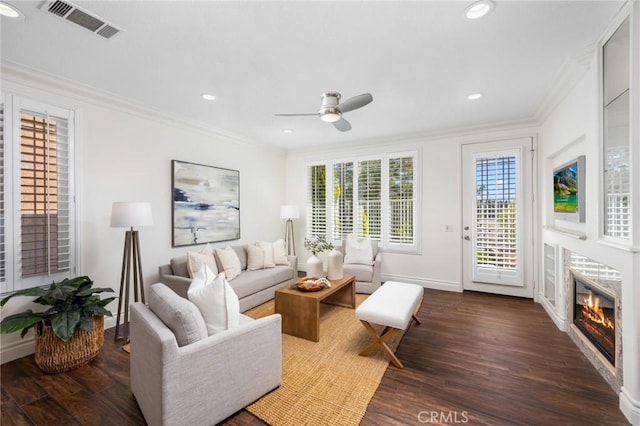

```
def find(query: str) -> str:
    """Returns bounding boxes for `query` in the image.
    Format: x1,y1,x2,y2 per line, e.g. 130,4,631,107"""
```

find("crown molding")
0,61,284,153
534,44,596,124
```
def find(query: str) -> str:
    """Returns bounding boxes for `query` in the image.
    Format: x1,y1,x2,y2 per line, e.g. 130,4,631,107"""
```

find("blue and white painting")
172,160,240,247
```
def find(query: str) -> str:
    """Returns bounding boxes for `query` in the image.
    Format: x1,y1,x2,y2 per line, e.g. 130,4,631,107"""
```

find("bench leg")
359,320,404,368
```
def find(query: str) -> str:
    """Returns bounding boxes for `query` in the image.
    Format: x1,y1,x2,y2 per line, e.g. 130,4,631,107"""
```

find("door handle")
464,236,470,241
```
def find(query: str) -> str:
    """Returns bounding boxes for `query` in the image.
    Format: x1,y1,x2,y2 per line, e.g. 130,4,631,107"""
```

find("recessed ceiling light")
0,2,24,19
467,93,484,100
465,0,494,19
200,93,216,101
283,129,293,134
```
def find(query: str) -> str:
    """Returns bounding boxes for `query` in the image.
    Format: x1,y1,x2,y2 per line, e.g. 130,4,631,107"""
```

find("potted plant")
304,236,334,277
0,276,115,373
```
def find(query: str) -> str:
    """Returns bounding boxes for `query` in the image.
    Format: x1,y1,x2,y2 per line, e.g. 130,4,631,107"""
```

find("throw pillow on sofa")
344,235,374,265
186,244,218,278
256,241,276,268
247,244,267,270
187,264,240,335
270,239,290,266
147,283,208,347
215,246,242,280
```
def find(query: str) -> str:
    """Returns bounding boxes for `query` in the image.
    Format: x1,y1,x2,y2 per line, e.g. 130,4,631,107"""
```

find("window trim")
305,148,421,254
1,93,80,295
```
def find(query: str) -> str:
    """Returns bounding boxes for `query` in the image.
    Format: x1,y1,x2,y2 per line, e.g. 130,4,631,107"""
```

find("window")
332,161,354,240
357,159,381,240
306,151,419,252
602,17,631,240
1,95,77,293
306,163,327,238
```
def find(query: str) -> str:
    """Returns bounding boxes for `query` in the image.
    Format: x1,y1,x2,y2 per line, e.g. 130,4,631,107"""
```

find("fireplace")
573,274,615,366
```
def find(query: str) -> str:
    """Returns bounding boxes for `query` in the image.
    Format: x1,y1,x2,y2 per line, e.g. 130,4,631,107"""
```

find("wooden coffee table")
275,274,356,342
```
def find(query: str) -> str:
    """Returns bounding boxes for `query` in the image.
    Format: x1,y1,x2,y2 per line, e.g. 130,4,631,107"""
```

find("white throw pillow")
271,239,290,266
246,244,265,271
344,235,374,265
214,246,242,280
257,241,276,268
186,244,218,278
187,265,240,335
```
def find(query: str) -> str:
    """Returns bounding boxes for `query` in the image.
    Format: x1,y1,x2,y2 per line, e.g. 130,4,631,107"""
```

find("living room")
1,1,639,425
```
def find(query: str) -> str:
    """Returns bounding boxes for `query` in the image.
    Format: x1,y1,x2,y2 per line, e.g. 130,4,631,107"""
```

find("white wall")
538,41,640,425
1,70,288,362
284,126,538,292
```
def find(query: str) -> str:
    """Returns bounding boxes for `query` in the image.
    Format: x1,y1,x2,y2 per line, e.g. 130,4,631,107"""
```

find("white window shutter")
357,159,381,240
306,163,327,238
332,161,354,240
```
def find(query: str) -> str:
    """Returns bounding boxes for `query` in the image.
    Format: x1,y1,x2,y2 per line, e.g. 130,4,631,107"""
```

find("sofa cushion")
233,246,247,270
344,235,374,265
215,246,242,280
170,256,189,278
271,239,290,266
187,265,240,335
147,283,208,347
229,266,293,299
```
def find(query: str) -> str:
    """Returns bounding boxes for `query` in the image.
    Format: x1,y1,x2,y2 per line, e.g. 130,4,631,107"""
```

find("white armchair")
337,239,382,294
130,284,281,426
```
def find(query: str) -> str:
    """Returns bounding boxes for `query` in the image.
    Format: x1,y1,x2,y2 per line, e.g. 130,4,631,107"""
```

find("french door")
462,138,535,298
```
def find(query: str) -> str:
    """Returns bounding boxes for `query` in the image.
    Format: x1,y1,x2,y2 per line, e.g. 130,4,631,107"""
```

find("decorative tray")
296,277,331,292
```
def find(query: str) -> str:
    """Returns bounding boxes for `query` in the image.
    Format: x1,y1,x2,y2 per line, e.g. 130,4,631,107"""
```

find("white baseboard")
0,336,35,364
381,274,462,292
539,297,568,332
620,387,640,425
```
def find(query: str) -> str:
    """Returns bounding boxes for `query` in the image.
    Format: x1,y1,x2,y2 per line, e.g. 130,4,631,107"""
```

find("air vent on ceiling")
40,0,122,40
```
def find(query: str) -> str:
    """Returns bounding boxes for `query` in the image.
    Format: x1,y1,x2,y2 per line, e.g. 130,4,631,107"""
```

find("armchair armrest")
371,248,382,288
287,255,298,278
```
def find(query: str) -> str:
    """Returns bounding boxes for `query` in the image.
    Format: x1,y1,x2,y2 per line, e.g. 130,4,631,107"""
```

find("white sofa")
158,244,297,312
130,283,281,426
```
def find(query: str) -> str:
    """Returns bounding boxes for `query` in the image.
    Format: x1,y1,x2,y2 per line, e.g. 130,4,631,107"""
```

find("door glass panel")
474,153,520,285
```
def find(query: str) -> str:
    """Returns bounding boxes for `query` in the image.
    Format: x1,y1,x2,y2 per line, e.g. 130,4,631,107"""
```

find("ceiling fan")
275,92,373,132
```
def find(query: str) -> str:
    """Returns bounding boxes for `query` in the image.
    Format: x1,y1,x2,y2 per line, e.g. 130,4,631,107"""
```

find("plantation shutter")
357,159,381,240
306,164,327,238
388,155,415,245
332,161,354,240
19,111,71,278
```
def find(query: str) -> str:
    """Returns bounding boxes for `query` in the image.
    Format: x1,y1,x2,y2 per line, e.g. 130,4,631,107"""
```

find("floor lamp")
281,205,299,256
111,201,153,341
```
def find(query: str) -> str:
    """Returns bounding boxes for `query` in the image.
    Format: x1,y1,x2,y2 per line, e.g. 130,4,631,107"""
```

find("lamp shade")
110,202,153,228
280,205,300,220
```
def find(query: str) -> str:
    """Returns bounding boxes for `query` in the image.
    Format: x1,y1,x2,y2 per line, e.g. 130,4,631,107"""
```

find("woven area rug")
244,294,404,426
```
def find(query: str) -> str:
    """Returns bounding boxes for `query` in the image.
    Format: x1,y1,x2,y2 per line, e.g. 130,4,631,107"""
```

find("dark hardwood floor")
1,289,629,425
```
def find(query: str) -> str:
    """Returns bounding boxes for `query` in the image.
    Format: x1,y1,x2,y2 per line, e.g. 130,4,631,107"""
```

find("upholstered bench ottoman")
355,281,423,368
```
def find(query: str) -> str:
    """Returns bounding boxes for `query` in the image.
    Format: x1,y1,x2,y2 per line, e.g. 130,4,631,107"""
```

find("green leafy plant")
304,235,334,256
0,276,115,342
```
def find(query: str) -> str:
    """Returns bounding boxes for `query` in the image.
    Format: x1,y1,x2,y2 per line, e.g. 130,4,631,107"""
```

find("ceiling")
0,1,625,150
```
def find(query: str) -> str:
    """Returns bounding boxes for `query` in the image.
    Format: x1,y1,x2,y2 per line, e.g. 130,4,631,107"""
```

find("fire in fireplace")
573,274,615,365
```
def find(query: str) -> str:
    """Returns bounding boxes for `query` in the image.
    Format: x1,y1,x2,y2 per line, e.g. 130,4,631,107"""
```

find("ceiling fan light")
321,113,341,123
320,107,341,122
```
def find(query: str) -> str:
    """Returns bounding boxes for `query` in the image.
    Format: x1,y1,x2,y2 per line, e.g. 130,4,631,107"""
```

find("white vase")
327,248,343,280
306,254,323,277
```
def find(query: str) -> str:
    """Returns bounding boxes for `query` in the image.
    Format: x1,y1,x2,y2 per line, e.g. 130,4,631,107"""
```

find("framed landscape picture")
172,160,240,247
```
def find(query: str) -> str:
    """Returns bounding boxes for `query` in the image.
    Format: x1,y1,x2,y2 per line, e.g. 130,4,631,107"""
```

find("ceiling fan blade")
274,113,319,117
338,93,373,113
333,118,352,132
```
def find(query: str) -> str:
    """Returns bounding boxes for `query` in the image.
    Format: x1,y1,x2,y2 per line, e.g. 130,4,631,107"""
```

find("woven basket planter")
34,316,105,374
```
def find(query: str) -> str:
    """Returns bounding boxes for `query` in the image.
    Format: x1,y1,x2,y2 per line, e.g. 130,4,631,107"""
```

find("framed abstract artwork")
171,160,240,247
